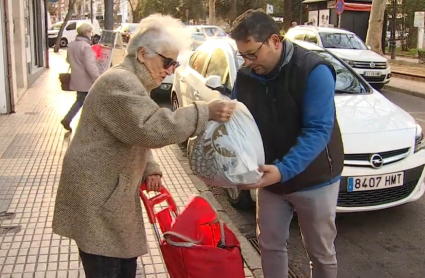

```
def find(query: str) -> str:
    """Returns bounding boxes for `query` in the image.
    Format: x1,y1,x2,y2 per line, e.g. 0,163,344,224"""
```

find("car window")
189,52,199,68
314,51,368,94
204,48,229,83
66,22,77,31
319,32,367,50
191,49,209,75
286,30,305,40
51,22,62,30
304,31,318,44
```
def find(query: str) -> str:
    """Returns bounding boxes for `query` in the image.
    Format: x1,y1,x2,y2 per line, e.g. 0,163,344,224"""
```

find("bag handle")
163,231,200,247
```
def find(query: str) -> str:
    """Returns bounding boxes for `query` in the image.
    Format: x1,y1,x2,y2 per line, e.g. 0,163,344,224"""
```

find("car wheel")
92,35,100,44
226,188,255,210
60,38,68,47
172,93,188,149
171,92,180,112
372,83,385,90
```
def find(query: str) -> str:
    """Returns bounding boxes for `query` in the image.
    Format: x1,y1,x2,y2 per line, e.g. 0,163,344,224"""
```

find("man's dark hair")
230,9,280,43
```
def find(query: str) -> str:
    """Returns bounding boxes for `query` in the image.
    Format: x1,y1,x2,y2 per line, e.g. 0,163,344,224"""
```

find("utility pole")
90,0,94,23
104,0,114,30
390,0,397,60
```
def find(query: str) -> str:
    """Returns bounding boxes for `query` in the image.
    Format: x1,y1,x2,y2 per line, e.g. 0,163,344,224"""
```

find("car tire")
60,38,68,48
92,35,100,44
372,83,385,90
226,188,255,210
171,92,188,149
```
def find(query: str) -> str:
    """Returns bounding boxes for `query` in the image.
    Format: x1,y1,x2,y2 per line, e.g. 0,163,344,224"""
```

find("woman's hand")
207,100,237,123
145,174,162,192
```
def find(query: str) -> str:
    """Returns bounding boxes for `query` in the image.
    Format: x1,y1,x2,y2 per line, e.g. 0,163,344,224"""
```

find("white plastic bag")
188,101,265,188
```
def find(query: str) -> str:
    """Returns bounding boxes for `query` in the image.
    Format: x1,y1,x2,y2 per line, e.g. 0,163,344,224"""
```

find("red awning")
344,2,372,11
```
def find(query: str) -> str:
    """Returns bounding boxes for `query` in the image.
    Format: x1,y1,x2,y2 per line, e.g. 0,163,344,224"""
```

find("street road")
160,87,425,278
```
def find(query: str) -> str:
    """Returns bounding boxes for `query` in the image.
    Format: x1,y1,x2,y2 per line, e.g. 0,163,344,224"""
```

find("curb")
384,85,425,100
171,145,264,278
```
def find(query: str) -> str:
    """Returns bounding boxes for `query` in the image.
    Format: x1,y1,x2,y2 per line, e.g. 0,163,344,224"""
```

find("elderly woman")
52,14,235,277
61,22,100,132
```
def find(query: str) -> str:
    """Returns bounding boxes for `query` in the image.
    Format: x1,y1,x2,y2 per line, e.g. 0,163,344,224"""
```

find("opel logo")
370,154,383,168
370,62,376,68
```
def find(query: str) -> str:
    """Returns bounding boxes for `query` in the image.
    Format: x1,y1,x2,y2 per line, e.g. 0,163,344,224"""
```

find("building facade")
302,0,374,41
0,0,48,114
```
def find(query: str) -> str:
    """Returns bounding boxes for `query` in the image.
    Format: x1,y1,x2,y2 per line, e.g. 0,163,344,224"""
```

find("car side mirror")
205,75,222,88
205,75,232,97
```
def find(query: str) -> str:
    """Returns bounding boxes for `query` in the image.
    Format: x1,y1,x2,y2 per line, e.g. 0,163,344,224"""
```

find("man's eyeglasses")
237,36,271,61
149,48,180,69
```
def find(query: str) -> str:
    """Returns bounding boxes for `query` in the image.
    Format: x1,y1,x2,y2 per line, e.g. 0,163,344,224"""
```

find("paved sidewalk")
385,77,425,99
385,55,419,64
0,50,256,277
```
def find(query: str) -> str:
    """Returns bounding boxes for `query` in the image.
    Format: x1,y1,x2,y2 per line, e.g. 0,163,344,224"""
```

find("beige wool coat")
67,36,100,92
52,55,209,258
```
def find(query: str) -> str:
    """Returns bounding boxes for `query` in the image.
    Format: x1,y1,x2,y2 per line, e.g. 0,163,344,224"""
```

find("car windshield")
314,51,368,94
319,32,367,50
128,24,138,33
202,27,227,37
51,22,63,30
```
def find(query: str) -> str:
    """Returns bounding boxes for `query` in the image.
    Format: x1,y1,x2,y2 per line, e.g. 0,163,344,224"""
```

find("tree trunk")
209,0,216,25
54,0,76,52
283,0,293,31
365,0,387,55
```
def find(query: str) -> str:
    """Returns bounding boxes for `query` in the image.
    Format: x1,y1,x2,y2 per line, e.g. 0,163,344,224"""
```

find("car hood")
48,30,59,36
327,48,387,62
336,90,416,135
336,90,417,153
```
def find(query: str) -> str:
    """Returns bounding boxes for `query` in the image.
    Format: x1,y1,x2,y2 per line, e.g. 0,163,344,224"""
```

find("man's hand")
239,165,282,190
146,174,162,192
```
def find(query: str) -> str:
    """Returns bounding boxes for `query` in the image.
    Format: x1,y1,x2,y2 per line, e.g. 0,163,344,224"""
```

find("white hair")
127,14,192,57
77,22,93,36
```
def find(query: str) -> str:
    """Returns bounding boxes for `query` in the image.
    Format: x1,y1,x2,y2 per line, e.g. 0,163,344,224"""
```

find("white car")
285,26,391,90
48,19,101,48
172,39,425,213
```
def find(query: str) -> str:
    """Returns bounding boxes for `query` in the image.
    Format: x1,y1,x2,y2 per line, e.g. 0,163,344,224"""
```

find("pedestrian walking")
52,14,235,278
60,22,99,132
230,10,344,278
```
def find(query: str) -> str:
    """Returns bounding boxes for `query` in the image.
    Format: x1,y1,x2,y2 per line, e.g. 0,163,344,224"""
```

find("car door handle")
179,77,186,82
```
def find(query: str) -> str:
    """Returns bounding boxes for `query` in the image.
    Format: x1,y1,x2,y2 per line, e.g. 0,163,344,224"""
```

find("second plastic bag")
188,101,265,188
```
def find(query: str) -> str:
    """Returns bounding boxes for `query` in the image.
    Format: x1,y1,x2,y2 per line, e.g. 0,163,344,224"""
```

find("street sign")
414,11,424,28
335,0,345,15
266,4,274,15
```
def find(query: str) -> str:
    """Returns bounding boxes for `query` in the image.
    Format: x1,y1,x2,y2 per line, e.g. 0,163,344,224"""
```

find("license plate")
364,71,381,77
347,172,404,192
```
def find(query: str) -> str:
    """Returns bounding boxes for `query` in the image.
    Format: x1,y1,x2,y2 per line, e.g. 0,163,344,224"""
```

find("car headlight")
342,59,355,67
159,83,172,91
415,123,424,153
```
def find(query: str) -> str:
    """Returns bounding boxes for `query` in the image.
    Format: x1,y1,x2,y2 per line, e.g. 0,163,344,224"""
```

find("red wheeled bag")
140,183,246,278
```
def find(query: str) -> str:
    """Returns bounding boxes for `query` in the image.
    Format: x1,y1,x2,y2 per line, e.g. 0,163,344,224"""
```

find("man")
291,21,298,28
230,10,344,278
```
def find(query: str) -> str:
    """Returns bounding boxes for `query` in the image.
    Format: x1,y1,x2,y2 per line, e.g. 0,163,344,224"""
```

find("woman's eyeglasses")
148,48,180,69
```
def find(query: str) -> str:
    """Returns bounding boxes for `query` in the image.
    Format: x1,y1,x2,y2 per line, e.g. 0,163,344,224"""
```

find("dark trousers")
79,249,137,278
63,91,88,123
